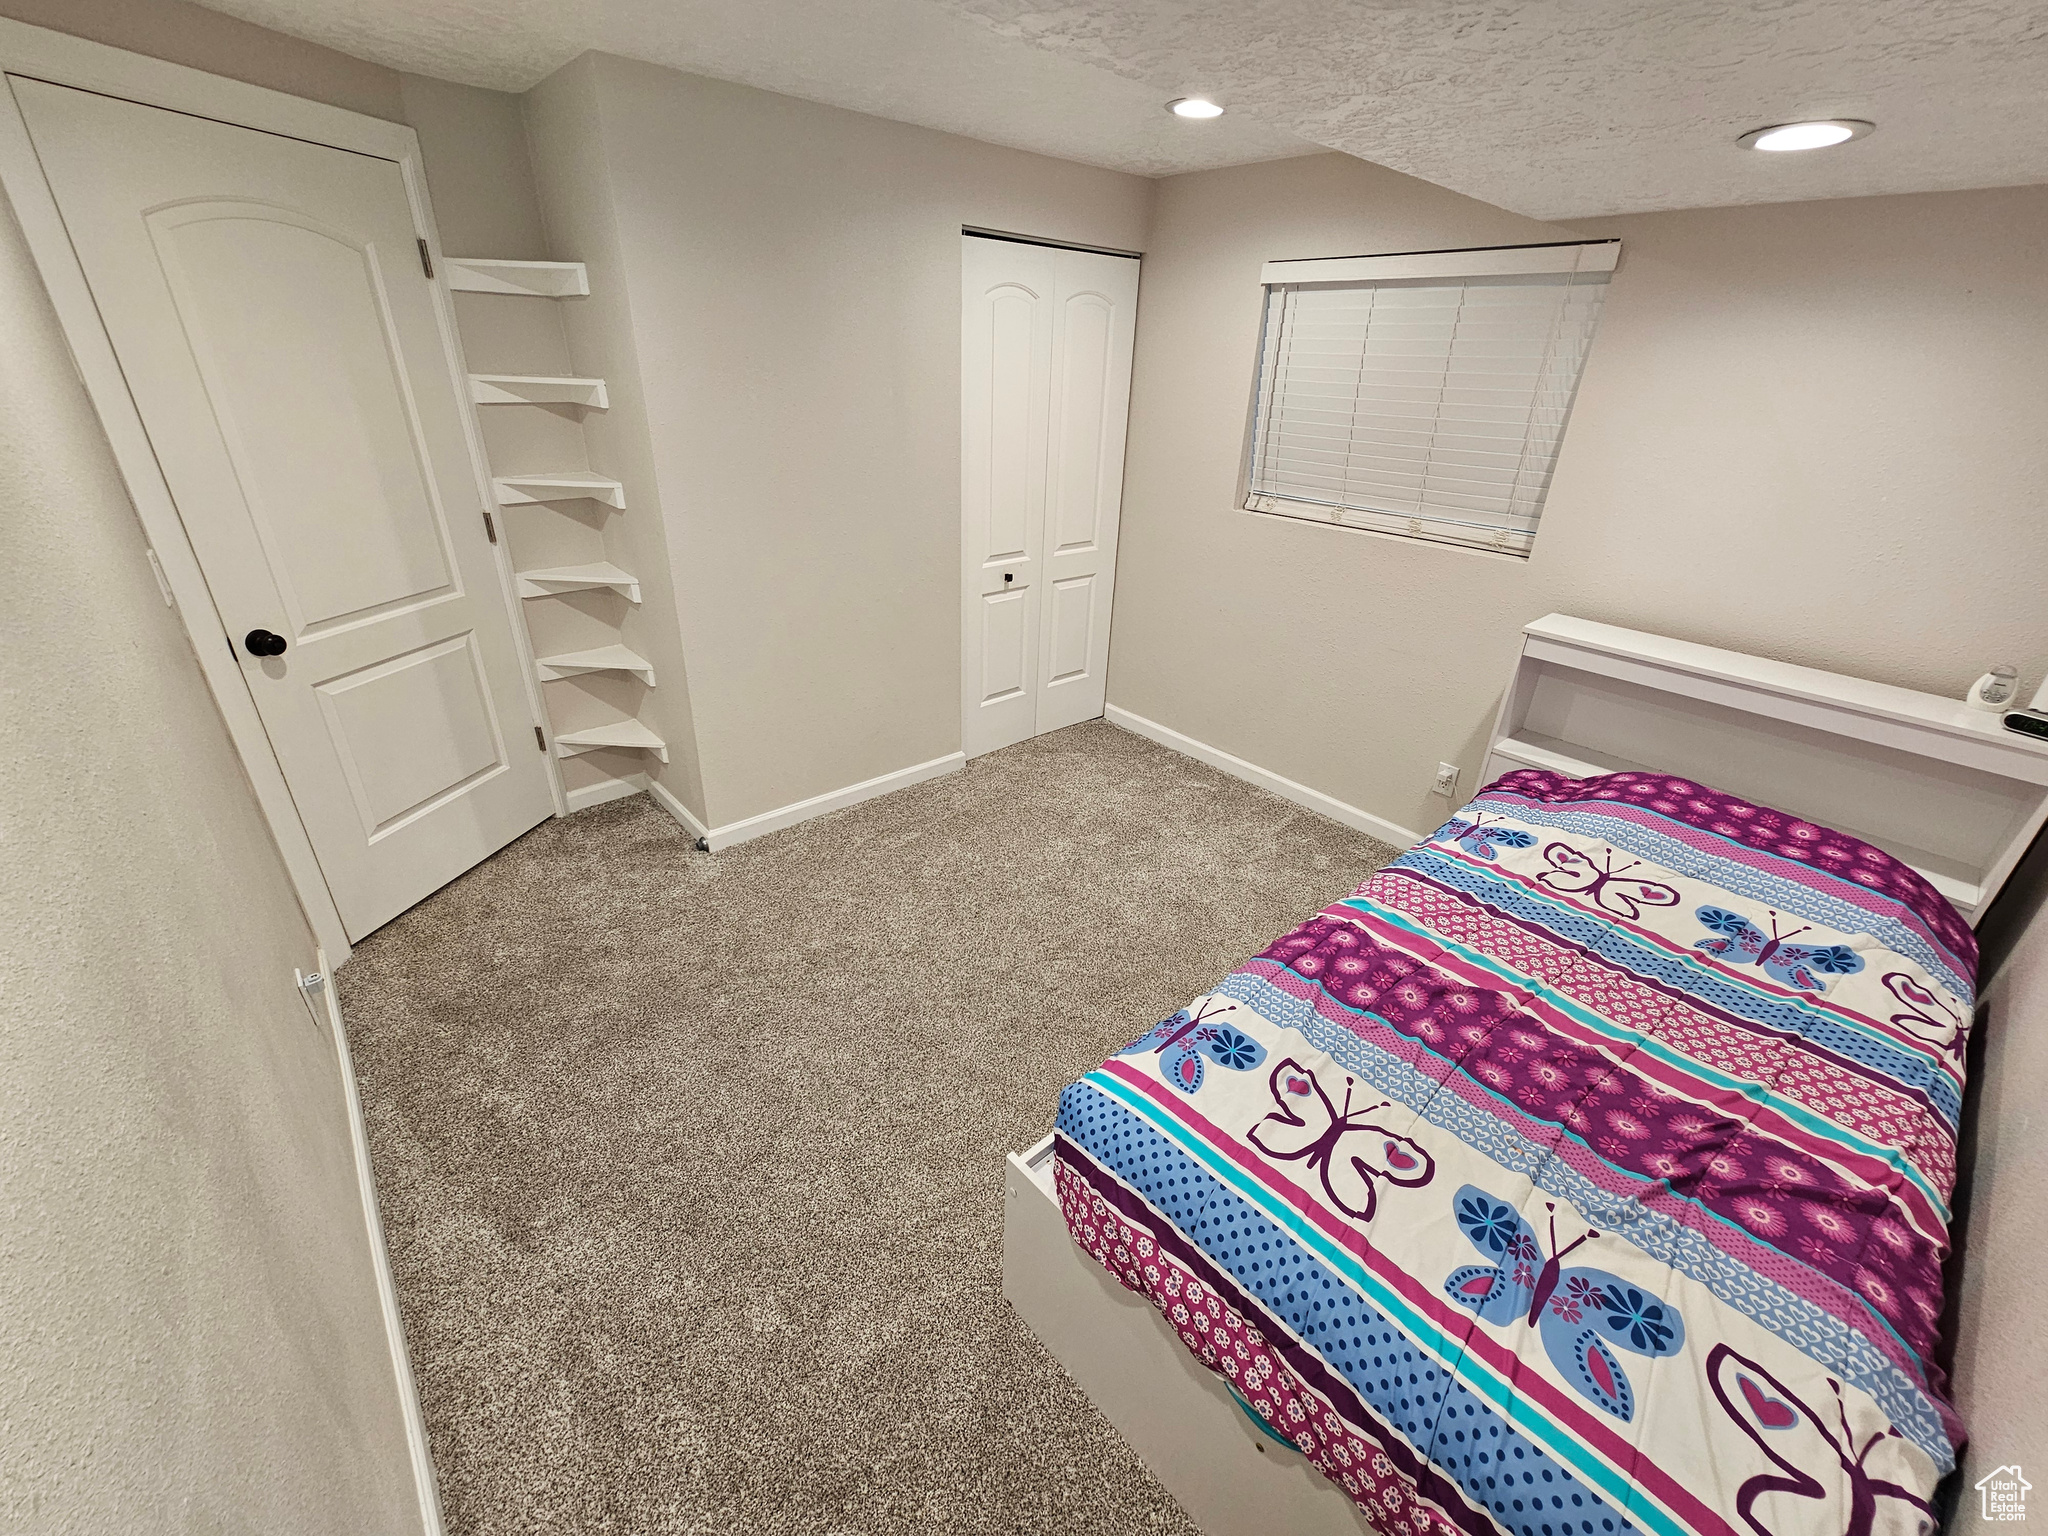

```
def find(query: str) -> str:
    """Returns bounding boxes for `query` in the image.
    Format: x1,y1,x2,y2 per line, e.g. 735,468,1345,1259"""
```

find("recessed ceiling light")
1738,119,1874,152
1168,97,1225,120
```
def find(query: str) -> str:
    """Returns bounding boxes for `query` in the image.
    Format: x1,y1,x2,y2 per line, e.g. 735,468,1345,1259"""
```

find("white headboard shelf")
1483,615,2048,926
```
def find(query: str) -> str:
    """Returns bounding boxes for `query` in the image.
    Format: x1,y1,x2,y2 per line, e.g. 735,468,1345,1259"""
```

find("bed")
1002,618,2048,1536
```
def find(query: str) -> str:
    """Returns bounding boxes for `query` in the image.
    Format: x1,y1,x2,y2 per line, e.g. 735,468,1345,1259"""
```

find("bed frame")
1480,615,2048,926
1004,615,2048,1533
1003,1135,1372,1536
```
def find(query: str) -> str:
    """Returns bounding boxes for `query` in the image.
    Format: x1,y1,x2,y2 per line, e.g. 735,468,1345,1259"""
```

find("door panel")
149,203,459,631
17,78,555,937
1046,575,1095,684
1050,292,1113,553
314,633,506,839
1035,248,1138,735
961,238,1054,757
981,286,1042,564
978,589,1030,704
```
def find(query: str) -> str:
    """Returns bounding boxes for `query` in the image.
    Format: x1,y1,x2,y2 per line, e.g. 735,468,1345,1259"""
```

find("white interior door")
961,235,1138,759
1036,247,1138,735
961,235,1054,759
17,79,556,939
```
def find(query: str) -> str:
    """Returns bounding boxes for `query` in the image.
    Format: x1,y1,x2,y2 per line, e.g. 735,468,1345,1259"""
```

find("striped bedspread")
1054,770,1971,1536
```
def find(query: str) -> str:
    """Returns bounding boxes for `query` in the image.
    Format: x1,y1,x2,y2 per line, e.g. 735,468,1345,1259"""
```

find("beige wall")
0,13,546,1533
1109,153,2048,841
1118,146,2048,1506
1949,866,2048,1525
0,0,403,119
521,56,709,813
0,131,420,1536
526,54,1155,827
404,69,704,808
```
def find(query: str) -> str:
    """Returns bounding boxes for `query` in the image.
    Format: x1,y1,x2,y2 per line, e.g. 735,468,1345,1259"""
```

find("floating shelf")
536,643,656,686
515,562,641,603
493,472,626,510
470,373,609,409
445,257,589,298
554,720,668,763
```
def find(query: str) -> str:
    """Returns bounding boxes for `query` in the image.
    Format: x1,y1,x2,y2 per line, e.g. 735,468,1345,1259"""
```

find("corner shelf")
553,720,668,763
470,374,609,409
445,258,590,297
449,256,664,810
536,644,656,686
515,562,641,602
493,472,626,510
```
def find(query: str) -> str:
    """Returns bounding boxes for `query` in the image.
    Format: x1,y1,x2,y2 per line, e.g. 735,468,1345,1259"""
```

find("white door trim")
0,17,563,963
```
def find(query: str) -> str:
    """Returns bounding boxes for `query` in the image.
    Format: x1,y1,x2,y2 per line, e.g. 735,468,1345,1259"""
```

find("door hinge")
534,725,547,752
417,237,434,279
482,509,498,544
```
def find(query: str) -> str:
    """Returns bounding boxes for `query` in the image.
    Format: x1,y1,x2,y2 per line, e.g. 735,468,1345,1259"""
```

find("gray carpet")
340,721,1398,1536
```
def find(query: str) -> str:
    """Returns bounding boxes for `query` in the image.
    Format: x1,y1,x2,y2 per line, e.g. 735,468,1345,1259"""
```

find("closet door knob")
244,628,288,657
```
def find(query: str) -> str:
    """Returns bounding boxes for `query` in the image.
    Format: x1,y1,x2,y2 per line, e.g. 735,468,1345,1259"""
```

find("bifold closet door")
961,235,1138,759
15,77,556,939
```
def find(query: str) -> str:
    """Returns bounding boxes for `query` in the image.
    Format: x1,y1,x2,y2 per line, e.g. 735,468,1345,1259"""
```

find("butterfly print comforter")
1053,770,1971,1536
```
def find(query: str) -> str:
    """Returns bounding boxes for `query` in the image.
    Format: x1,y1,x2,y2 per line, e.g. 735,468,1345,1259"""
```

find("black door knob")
244,628,288,657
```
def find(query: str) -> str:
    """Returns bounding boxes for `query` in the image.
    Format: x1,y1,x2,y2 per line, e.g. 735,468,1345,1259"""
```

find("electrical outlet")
294,965,327,1031
1432,762,1461,798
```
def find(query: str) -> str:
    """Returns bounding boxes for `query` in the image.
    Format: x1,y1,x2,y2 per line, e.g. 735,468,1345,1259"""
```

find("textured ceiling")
937,0,2048,216
184,0,1317,177
190,0,2048,214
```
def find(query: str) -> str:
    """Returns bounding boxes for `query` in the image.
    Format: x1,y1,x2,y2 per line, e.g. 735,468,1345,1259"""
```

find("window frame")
1239,239,1620,559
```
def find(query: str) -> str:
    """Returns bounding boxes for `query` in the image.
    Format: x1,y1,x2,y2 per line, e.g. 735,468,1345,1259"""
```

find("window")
1243,241,1618,557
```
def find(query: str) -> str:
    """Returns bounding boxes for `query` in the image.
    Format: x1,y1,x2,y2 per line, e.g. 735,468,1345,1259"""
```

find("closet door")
1035,248,1138,735
17,78,556,938
961,235,1055,759
960,235,1138,759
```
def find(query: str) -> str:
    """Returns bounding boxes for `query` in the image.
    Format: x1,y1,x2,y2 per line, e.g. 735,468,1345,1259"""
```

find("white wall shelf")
535,643,656,686
514,562,641,603
445,257,590,297
493,472,626,509
1483,614,2048,925
553,720,668,763
446,254,669,816
470,373,609,409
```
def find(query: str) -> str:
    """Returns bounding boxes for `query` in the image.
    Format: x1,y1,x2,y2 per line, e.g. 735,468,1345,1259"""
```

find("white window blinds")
1243,241,1618,557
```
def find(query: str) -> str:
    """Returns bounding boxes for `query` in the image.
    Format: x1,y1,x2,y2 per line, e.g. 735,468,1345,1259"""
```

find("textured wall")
0,13,530,1533
1108,152,2048,841
1948,871,2048,1527
530,54,1155,827
401,70,697,809
0,168,419,1534
520,56,710,816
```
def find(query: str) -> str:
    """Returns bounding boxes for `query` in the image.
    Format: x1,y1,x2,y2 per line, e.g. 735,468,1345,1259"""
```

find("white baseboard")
1104,705,1421,850
648,753,965,852
562,772,649,813
312,950,445,1536
646,776,710,842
